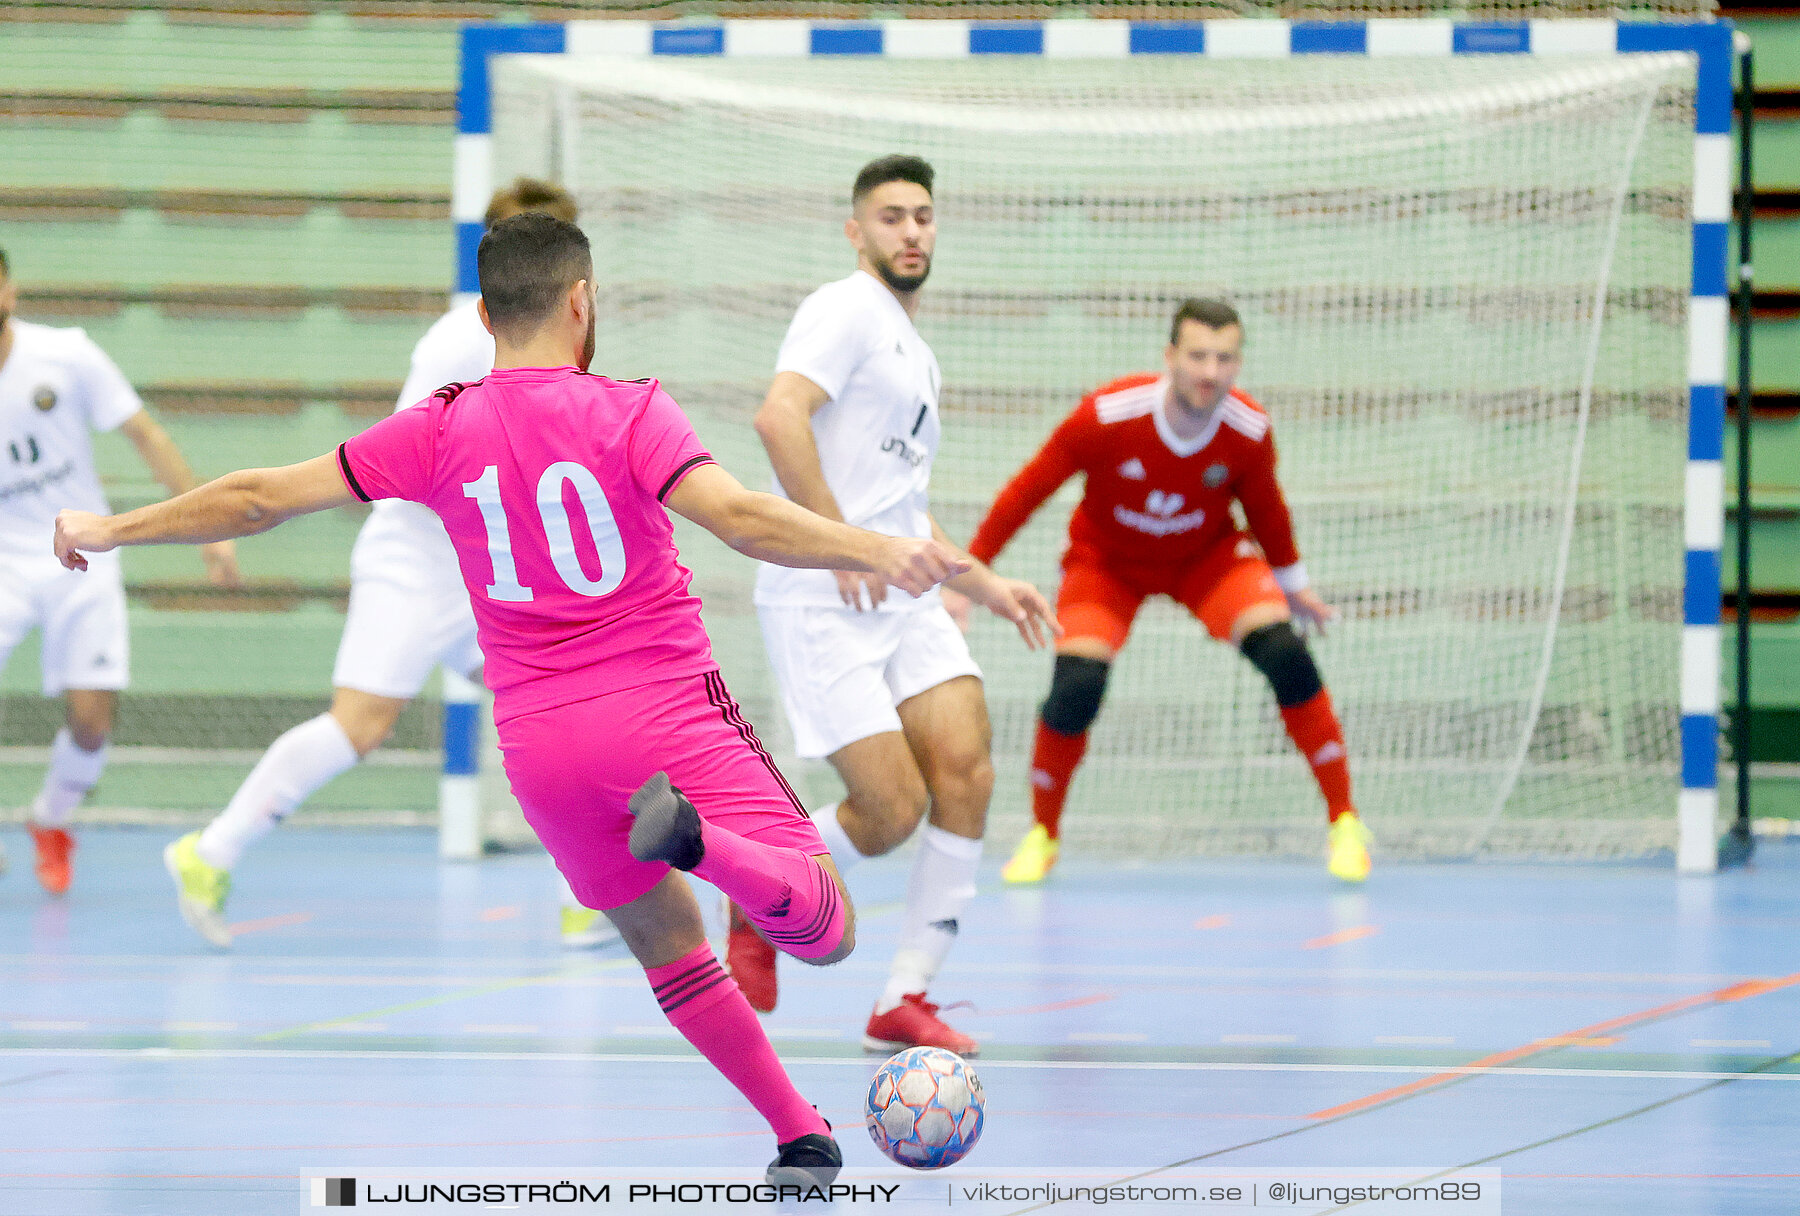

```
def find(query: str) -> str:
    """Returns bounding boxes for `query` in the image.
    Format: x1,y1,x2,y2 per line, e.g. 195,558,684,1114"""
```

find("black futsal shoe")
626,771,705,871
766,1127,842,1188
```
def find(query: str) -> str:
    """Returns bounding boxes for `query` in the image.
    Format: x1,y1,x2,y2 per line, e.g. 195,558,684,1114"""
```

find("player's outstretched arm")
54,452,356,572
666,462,968,598
931,516,1060,651
117,409,242,587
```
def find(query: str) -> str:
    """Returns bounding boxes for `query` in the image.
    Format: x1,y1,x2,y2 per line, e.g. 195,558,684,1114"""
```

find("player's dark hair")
477,213,593,338
485,177,579,228
852,155,934,207
1169,298,1242,344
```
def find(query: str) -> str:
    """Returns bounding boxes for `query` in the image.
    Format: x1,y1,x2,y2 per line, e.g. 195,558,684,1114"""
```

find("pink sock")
646,944,827,1142
691,824,847,961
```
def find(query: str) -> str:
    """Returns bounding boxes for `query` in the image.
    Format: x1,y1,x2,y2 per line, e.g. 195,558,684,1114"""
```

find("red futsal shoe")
862,993,978,1056
725,901,779,1014
29,822,74,896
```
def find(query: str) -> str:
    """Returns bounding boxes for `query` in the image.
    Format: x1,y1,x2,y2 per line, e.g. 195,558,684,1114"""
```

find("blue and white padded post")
439,669,483,860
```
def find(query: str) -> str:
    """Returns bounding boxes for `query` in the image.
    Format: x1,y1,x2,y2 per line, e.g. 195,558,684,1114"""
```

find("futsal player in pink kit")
51,214,969,1184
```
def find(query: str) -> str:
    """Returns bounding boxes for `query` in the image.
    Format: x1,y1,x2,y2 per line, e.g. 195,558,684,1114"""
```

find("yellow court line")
255,958,640,1043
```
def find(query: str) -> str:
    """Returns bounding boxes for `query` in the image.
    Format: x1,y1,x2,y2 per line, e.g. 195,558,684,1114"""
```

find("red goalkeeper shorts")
1056,532,1287,653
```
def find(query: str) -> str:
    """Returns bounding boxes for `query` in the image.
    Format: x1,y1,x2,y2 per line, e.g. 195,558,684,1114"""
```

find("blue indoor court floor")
0,826,1795,1215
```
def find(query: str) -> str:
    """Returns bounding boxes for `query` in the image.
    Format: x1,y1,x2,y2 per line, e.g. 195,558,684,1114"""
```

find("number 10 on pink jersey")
462,463,627,601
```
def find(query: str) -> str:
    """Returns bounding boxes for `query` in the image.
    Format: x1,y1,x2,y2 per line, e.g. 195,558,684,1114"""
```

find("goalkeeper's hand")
1285,587,1337,637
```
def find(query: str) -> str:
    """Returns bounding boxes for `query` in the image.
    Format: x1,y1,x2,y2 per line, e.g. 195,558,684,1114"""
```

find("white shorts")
757,602,982,759
0,553,130,696
331,506,482,699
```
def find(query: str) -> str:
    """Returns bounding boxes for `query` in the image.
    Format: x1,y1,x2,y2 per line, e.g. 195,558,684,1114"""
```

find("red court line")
1194,915,1233,930
1303,925,1379,950
226,912,312,936
479,905,522,922
1309,970,1800,1120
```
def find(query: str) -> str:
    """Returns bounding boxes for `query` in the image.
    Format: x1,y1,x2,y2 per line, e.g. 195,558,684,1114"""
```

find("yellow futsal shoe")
1001,825,1060,885
164,831,233,949
560,904,619,949
1327,812,1373,883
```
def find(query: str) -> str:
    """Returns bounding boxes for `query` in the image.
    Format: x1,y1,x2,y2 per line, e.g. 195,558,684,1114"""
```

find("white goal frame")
451,16,1736,872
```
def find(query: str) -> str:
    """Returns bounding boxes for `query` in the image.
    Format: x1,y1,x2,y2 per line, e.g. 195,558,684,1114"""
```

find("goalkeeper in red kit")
964,299,1371,883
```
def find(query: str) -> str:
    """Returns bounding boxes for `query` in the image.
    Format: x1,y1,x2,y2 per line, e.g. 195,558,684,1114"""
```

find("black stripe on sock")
657,969,731,1014
655,964,729,1009
761,878,840,947
759,863,838,945
651,958,716,998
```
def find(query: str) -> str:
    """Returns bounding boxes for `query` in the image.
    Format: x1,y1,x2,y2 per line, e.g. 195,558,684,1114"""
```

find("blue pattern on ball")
864,1046,985,1169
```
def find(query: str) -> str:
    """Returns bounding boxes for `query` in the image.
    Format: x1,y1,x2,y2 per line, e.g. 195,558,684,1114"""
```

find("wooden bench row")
0,186,448,222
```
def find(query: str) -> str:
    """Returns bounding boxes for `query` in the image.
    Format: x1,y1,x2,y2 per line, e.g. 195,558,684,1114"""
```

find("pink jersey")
337,366,717,721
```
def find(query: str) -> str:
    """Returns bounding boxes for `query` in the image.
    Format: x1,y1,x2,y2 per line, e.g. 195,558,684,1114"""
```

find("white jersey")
754,270,942,612
352,300,495,562
0,321,141,564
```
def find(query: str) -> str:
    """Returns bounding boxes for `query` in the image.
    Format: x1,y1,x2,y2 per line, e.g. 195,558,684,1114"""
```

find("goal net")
490,48,1694,859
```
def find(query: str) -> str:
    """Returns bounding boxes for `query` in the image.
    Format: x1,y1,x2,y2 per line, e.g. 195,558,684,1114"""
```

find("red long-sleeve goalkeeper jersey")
967,373,1302,572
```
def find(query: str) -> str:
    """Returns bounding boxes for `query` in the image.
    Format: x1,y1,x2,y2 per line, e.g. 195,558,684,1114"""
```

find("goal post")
454,17,1733,870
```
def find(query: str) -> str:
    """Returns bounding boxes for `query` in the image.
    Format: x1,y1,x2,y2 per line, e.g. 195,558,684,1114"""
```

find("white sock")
197,713,358,869
30,728,108,827
877,824,983,1013
808,802,867,872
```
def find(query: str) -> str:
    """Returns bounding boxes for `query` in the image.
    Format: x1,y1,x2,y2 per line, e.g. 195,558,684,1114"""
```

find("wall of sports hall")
0,0,1794,849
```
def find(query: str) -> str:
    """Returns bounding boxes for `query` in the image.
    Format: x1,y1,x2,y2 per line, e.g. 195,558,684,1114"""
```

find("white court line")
3,1047,1795,1084
0,956,1773,987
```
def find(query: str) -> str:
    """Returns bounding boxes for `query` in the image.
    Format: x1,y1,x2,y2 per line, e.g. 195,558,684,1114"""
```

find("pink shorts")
498,670,823,911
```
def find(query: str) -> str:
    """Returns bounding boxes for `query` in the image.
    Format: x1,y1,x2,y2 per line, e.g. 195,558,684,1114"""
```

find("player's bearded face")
854,182,935,294
873,245,931,294
1167,323,1243,414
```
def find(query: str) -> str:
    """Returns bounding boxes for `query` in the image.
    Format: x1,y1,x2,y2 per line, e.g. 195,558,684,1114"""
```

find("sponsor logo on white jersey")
1117,457,1146,481
880,434,929,468
0,459,78,506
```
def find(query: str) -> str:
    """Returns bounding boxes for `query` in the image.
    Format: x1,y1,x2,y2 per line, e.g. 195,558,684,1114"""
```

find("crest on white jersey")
1145,489,1186,518
1117,457,1146,481
33,385,57,413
